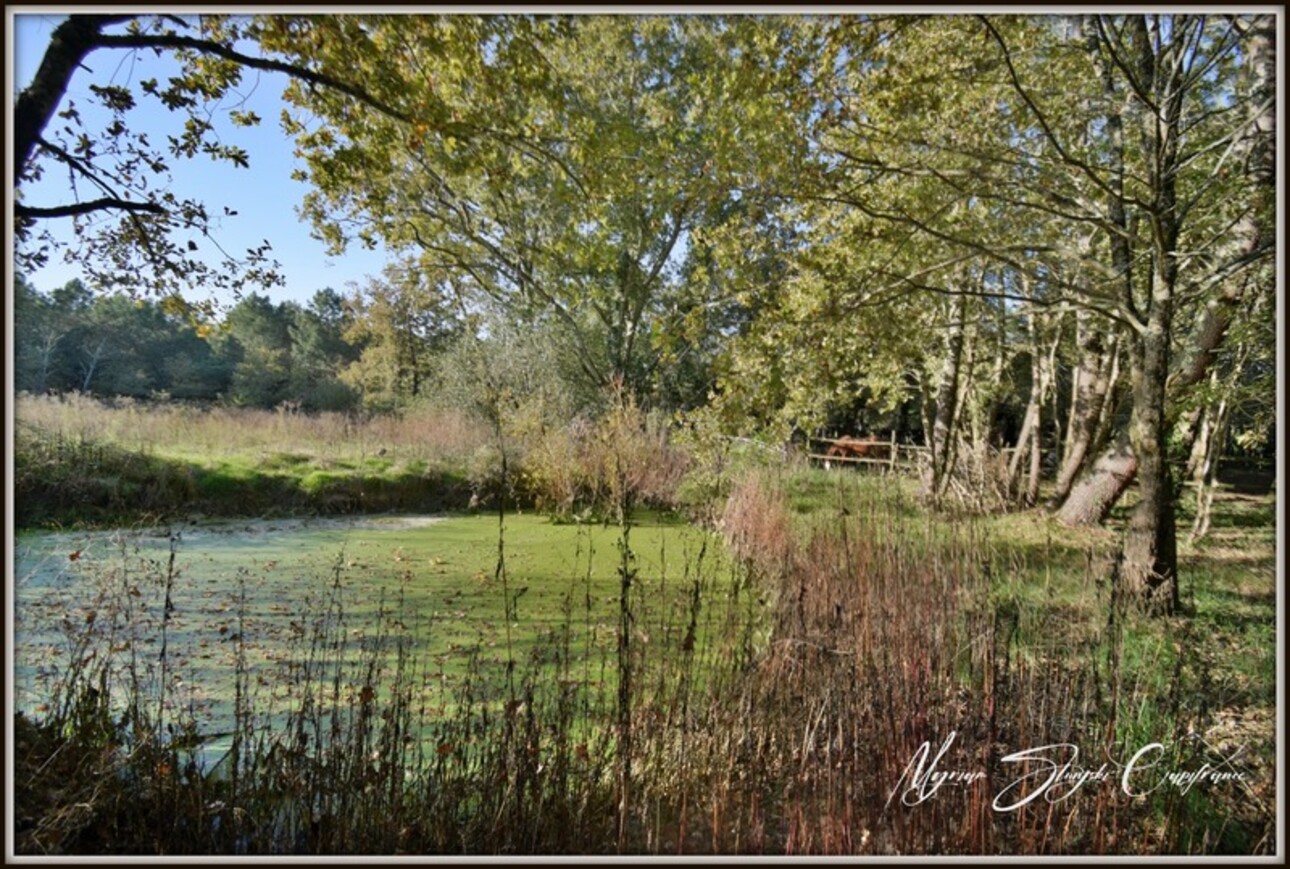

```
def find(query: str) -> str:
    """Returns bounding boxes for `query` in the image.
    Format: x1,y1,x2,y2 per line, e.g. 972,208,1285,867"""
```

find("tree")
1056,14,1276,532
340,260,463,412
264,14,824,404
13,275,70,394
287,289,361,411
14,281,229,399
775,14,1272,612
215,293,294,407
14,13,408,297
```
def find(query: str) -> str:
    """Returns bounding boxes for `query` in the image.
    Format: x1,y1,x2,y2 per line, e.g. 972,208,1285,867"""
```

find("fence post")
889,432,898,472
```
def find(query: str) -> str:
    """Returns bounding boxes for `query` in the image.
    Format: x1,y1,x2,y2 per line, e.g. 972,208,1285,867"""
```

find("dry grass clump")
14,391,489,467
716,474,795,575
519,398,691,521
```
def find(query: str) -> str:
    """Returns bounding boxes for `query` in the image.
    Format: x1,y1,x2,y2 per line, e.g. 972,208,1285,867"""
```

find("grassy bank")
13,394,495,527
13,427,476,527
13,393,690,528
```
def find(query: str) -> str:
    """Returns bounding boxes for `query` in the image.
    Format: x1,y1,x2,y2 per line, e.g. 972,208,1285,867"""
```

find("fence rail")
806,437,1043,474
805,435,1272,478
808,434,915,471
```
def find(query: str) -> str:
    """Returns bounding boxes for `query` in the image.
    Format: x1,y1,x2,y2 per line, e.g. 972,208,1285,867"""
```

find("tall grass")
13,393,491,526
15,392,488,466
11,393,1273,854
13,392,698,527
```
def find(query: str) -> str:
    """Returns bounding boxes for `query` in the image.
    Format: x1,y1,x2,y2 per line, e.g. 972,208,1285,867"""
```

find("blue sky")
11,13,392,308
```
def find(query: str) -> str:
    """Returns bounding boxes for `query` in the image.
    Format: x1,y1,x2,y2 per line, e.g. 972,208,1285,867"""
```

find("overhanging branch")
15,198,166,219
94,31,412,124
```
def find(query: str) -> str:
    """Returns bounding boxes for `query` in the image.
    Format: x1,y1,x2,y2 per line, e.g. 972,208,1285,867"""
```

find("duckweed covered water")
13,512,738,766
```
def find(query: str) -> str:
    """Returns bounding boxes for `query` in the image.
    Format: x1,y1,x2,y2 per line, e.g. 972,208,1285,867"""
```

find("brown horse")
823,435,890,468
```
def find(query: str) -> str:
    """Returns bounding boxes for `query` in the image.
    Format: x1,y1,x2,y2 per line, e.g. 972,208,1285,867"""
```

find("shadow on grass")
1189,583,1277,623
1215,466,1274,497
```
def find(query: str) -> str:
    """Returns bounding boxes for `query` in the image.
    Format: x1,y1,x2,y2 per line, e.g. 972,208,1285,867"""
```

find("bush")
670,407,795,524
466,443,510,508
517,394,690,522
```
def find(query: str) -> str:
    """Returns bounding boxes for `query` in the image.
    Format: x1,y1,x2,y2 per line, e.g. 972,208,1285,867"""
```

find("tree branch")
978,16,1121,205
1091,16,1160,115
15,198,166,219
36,135,123,200
15,15,134,183
94,31,412,124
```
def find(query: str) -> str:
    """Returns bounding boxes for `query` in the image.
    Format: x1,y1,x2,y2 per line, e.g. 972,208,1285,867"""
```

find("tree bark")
1055,432,1136,526
1007,308,1057,506
1186,395,1227,544
924,292,966,503
1007,368,1040,497
1119,289,1178,614
1051,311,1117,505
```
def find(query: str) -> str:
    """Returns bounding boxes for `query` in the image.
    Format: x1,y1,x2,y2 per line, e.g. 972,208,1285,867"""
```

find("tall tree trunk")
1091,338,1123,456
1029,327,1061,506
80,336,109,394
1170,13,1274,458
1007,368,1041,496
1187,394,1228,544
1051,311,1117,505
34,329,64,395
1119,288,1177,613
1117,14,1186,615
1007,308,1057,506
1055,15,1140,526
953,311,981,497
923,292,967,503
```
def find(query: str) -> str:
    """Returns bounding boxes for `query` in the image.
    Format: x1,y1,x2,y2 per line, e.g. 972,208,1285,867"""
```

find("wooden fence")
807,434,927,471
806,436,1034,473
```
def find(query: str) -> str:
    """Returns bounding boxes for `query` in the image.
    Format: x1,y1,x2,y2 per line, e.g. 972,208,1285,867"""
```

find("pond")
12,512,738,767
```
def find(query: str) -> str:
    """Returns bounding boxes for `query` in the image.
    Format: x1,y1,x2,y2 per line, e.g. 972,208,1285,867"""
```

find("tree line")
13,13,1277,613
13,268,458,413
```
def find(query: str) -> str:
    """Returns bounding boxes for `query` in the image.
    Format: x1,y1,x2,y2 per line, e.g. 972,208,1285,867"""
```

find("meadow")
9,394,1278,856
12,393,494,526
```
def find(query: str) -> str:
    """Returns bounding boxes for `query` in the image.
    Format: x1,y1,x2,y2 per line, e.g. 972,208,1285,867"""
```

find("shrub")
517,394,690,521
